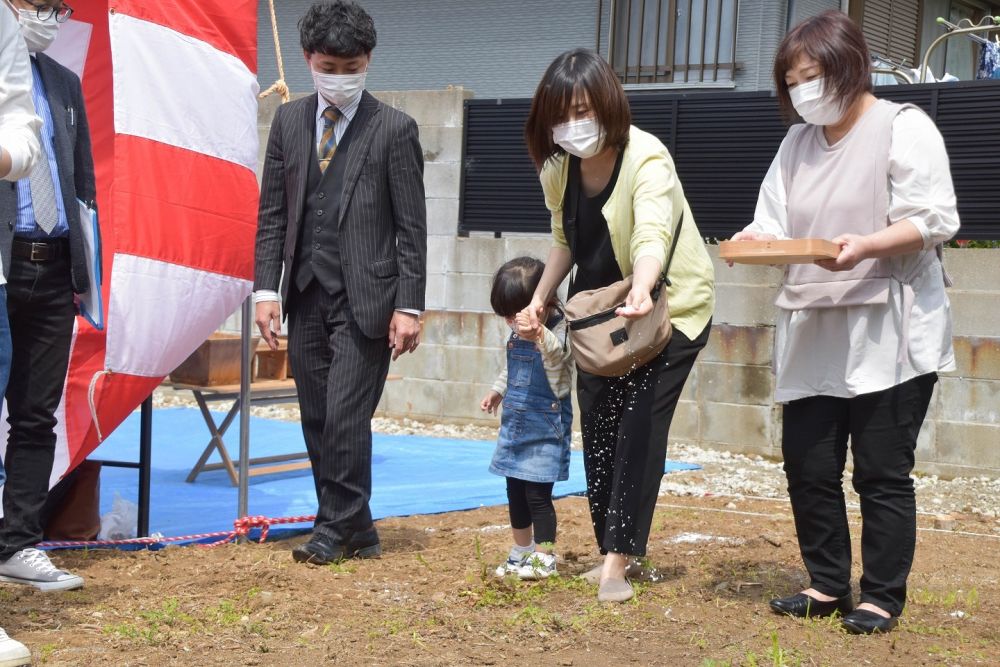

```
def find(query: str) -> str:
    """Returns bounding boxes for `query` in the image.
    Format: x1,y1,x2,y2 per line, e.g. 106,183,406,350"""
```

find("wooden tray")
719,238,841,265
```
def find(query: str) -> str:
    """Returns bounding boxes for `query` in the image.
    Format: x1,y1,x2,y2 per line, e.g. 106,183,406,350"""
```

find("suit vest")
293,110,360,295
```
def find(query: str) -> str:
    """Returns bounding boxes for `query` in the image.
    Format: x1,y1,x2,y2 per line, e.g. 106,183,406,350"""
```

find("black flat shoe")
769,592,854,618
841,609,898,635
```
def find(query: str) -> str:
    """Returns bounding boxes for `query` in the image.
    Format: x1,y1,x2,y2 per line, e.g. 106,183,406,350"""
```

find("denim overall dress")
489,319,572,483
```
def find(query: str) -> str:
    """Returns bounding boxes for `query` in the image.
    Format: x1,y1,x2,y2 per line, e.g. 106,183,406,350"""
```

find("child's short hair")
490,257,545,317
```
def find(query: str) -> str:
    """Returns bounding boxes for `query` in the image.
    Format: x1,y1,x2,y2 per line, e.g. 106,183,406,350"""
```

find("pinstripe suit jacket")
253,91,427,339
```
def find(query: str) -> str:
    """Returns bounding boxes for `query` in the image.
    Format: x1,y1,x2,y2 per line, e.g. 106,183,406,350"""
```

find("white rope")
87,369,112,442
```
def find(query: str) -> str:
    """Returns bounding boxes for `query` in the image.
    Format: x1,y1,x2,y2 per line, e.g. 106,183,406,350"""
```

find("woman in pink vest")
730,11,959,634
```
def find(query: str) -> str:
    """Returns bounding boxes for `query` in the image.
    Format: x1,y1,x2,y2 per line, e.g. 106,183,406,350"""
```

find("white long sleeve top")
0,8,41,182
0,8,43,286
744,108,960,402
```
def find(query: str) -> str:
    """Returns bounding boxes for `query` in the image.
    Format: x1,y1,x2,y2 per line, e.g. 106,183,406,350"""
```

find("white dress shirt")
744,108,959,402
254,92,419,317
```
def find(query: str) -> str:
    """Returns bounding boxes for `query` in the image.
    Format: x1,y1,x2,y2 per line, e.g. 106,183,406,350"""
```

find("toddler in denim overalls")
480,257,573,579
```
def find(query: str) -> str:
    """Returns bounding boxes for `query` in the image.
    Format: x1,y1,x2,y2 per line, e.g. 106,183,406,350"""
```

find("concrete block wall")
382,241,1000,479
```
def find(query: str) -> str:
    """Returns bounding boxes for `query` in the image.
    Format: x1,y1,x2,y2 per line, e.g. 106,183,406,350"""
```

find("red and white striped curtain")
0,0,260,488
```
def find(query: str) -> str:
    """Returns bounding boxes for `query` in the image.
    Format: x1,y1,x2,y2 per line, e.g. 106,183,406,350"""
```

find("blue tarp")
86,407,699,545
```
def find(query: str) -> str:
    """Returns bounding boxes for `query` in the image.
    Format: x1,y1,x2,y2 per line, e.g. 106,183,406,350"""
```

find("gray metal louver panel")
460,81,1000,240
458,99,544,235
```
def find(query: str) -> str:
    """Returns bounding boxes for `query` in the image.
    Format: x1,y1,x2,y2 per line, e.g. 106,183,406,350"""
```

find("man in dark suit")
254,0,426,565
0,0,91,592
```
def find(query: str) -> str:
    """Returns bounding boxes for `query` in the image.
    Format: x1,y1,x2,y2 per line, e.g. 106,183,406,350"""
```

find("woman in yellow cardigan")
521,49,715,602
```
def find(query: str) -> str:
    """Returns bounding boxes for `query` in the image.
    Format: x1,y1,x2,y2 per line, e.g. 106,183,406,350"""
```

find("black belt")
11,238,69,262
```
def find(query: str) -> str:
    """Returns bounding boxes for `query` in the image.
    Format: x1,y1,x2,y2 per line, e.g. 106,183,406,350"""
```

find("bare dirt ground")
7,493,1000,665
8,397,995,666
9,496,1000,666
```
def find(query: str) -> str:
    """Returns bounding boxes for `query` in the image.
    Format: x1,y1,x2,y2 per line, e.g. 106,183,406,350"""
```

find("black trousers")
287,282,391,545
578,321,710,557
505,477,556,545
781,373,937,617
0,250,76,559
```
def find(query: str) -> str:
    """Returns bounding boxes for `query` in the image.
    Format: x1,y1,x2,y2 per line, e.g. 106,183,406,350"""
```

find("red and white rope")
37,514,316,550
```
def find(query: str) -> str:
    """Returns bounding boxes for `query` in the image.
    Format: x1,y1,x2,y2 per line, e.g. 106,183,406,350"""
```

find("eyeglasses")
27,1,73,23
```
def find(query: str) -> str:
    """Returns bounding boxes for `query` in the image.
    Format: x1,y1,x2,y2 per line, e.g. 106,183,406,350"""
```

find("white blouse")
744,108,960,403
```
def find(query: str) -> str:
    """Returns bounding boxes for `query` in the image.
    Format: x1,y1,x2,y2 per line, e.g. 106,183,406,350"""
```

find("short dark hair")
773,10,872,121
299,1,377,58
490,257,545,318
524,49,631,169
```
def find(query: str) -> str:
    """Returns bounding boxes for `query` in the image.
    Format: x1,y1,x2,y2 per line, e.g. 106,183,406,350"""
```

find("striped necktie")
28,140,59,234
317,105,341,173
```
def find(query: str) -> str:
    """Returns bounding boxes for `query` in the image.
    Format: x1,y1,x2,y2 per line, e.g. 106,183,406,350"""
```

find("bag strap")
551,304,570,349
659,210,684,288
562,156,581,261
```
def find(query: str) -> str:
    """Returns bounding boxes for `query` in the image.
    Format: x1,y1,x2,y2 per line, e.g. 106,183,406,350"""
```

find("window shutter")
861,0,921,65
888,0,920,65
862,0,893,58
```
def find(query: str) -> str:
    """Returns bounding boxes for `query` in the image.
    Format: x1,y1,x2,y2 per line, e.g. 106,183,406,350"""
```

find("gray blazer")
0,52,96,293
253,91,427,339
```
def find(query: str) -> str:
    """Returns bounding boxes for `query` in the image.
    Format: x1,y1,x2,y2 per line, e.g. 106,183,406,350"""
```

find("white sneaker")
0,548,84,592
0,627,30,667
517,552,558,580
494,554,527,578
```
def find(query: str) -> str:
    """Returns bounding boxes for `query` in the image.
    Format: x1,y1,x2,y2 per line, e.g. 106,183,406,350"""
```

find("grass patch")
103,622,159,645
38,642,57,663
326,559,357,575
908,587,979,610
140,598,199,630
508,604,562,629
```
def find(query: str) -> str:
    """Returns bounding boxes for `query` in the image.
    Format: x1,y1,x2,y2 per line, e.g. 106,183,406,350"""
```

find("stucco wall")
257,0,842,98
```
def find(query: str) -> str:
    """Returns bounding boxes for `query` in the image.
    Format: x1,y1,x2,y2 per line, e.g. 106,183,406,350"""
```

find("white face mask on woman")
14,7,60,54
553,117,604,159
312,69,367,108
789,77,845,126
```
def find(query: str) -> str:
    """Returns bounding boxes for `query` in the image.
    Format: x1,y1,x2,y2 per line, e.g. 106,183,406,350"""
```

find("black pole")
138,395,153,537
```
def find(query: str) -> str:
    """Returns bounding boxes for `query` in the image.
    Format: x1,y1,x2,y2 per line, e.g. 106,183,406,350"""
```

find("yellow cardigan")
540,125,715,340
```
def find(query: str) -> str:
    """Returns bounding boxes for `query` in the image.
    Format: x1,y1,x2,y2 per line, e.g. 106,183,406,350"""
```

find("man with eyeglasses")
0,0,93,606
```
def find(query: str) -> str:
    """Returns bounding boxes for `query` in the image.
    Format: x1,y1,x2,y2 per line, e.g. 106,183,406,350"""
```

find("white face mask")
15,8,60,54
312,69,367,108
789,77,844,126
553,117,604,159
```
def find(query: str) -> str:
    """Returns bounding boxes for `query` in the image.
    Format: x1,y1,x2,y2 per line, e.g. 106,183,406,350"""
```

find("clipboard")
77,199,103,330
719,238,841,265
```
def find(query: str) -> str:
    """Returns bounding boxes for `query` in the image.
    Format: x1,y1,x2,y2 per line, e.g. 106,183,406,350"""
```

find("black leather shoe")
769,592,854,618
292,532,382,565
345,536,382,559
292,533,345,565
841,609,898,634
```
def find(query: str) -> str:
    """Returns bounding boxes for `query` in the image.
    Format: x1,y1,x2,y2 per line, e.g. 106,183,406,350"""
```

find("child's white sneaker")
494,554,527,578
518,552,558,580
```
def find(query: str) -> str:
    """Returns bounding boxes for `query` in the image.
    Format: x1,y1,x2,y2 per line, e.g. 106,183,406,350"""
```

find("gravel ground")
152,388,1000,528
